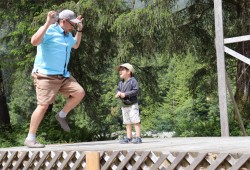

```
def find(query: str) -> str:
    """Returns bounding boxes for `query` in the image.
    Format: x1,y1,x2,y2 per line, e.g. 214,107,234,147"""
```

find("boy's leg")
134,123,141,138
132,123,142,144
126,124,133,139
119,124,133,144
130,103,142,144
119,107,133,144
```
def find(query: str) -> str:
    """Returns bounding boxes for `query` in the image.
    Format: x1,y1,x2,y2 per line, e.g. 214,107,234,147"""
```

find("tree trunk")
0,68,10,129
234,0,250,120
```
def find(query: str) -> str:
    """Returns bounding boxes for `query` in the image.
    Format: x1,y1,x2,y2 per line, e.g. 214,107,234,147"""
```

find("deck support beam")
86,151,100,170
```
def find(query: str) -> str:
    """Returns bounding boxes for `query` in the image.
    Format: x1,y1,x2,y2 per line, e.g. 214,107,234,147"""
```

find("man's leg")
25,104,49,148
29,104,49,134
56,80,85,131
62,88,85,113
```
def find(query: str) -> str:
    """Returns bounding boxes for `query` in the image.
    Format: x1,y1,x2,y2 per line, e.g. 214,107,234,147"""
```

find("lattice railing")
1,150,250,169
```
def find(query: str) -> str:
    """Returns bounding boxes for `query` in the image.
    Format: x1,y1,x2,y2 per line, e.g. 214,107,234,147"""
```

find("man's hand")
76,15,83,31
31,11,57,46
46,11,58,25
73,15,84,49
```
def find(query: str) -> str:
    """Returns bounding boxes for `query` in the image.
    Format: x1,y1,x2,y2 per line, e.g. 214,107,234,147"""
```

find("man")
24,9,85,148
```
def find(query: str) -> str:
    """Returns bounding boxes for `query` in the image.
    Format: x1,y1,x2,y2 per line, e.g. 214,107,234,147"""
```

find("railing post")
214,0,229,136
86,151,100,170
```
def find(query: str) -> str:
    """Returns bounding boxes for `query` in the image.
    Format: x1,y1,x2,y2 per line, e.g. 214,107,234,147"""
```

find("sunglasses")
66,19,77,29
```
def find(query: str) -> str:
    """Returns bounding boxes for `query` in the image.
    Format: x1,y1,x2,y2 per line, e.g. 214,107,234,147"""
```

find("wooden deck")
1,137,250,153
1,137,250,169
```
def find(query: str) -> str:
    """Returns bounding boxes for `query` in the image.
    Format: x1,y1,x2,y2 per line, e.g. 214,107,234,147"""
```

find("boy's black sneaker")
131,137,142,144
119,138,132,144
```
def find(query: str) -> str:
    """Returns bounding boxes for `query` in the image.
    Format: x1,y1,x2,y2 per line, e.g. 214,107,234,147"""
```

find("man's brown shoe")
55,113,70,132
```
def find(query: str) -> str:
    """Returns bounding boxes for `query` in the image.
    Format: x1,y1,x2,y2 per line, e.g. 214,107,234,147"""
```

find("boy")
115,63,142,144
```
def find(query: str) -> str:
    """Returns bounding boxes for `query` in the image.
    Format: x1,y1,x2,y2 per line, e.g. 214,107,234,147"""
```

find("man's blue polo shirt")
32,24,76,77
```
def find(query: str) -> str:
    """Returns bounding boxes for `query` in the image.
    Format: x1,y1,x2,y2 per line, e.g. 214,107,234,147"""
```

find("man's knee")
71,88,85,100
78,88,85,99
64,85,85,102
37,104,50,112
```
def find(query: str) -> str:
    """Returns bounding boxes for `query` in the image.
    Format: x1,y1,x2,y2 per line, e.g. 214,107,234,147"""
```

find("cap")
117,63,135,74
59,9,80,24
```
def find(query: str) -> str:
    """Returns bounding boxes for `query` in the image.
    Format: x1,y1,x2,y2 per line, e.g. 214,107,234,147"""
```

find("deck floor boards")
1,137,250,154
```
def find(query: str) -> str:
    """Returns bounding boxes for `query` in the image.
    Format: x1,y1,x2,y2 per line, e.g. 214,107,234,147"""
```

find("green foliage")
0,124,28,147
149,53,222,136
8,70,36,124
